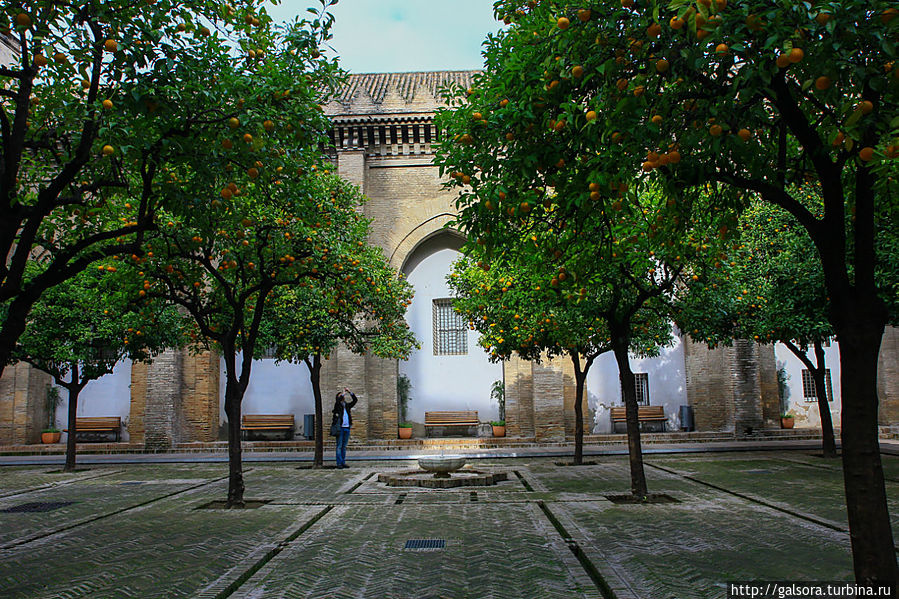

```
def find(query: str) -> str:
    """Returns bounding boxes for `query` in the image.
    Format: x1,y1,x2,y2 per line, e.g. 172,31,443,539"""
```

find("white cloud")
268,0,501,73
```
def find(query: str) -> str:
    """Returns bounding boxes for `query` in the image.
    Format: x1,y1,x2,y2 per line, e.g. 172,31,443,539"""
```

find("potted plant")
781,412,795,429
490,379,505,437
397,374,413,439
41,386,61,444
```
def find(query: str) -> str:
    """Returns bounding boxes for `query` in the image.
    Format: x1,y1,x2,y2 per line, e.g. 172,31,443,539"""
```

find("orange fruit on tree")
737,128,751,141
647,23,662,38
34,54,47,67
263,120,275,132
667,150,681,163
656,59,669,72
788,47,804,63
670,17,685,30
577,9,591,22
586,110,597,121
633,85,645,96
104,39,118,52
557,17,570,30
621,0,634,8
15,13,31,28
572,65,584,78
858,100,874,114
858,147,874,161
715,0,727,8
102,144,115,156
709,124,723,136
815,12,831,25
715,43,729,54
222,139,233,149
228,117,240,129
775,53,791,68
815,76,831,90
651,115,663,124
832,131,845,146
247,167,259,178
243,133,253,143
696,29,710,41
102,99,113,109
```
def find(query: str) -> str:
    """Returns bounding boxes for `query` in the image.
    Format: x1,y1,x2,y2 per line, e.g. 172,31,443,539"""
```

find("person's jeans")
336,427,351,466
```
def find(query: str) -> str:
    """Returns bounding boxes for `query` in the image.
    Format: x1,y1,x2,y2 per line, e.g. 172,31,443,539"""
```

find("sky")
267,0,502,73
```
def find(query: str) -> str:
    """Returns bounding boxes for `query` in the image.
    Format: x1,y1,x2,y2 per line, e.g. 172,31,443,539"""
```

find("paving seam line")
645,462,852,536
193,505,333,599
0,468,123,500
536,500,619,599
773,456,899,484
0,470,236,552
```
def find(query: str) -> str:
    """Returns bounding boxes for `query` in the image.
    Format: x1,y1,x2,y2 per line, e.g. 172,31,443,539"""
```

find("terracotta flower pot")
398,427,413,439
41,431,61,444
781,417,795,429
492,425,506,437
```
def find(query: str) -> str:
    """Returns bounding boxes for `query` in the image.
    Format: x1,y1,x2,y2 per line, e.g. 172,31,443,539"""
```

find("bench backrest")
609,406,665,420
424,411,479,424
74,417,121,430
242,414,295,426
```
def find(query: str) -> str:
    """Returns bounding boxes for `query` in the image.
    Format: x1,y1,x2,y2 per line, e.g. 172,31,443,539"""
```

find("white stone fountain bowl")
418,456,467,475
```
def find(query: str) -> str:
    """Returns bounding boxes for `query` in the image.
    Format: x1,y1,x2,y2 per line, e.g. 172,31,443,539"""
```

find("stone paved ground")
0,450,894,598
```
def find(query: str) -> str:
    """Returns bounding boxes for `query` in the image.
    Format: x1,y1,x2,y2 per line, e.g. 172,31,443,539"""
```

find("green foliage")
44,386,61,431
490,379,505,421
397,374,413,424
489,420,505,427
0,0,342,369
12,263,186,387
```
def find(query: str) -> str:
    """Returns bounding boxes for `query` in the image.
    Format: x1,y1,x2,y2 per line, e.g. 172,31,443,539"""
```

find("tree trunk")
811,342,837,459
612,337,648,497
836,324,898,585
307,354,324,468
222,353,246,508
570,352,585,466
63,363,81,473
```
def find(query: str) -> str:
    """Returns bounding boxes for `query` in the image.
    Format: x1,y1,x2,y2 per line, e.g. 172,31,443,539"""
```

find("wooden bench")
610,405,667,433
241,414,295,440
64,417,122,442
424,411,479,437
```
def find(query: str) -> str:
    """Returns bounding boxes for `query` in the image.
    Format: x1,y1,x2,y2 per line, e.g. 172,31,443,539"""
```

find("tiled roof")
324,71,480,116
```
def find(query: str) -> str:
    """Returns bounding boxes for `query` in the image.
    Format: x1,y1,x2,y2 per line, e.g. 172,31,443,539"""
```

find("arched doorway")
399,231,503,424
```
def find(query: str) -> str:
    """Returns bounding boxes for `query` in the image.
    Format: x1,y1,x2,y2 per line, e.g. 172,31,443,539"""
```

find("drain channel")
537,501,617,599
537,501,615,599
394,494,407,505
344,472,374,495
513,470,534,492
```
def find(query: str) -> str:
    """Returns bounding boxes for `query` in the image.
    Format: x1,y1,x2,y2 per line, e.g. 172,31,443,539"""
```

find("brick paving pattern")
0,451,894,598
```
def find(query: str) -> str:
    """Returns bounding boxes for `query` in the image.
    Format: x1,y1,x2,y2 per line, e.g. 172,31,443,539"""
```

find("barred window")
258,345,278,360
801,369,833,402
622,373,650,405
432,298,467,355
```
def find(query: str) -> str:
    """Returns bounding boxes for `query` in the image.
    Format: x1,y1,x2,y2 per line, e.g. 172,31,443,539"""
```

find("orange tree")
677,197,847,458
135,172,369,507
8,263,185,471
260,224,417,468
448,251,672,468
0,0,340,377
437,0,899,581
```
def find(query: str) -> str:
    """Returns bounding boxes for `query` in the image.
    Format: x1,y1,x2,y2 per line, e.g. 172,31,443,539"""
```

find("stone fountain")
377,455,508,489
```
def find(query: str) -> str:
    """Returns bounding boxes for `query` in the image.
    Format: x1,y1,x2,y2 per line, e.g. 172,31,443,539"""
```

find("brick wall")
180,349,220,442
684,337,735,432
0,363,50,445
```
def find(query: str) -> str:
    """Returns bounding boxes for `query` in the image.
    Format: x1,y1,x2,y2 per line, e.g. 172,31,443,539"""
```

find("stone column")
128,361,149,445
683,337,736,432
143,349,184,450
878,326,899,427
533,356,566,442
732,340,765,433
0,362,51,445
503,355,534,438
321,345,369,440
180,349,221,442
365,355,398,439
337,150,366,192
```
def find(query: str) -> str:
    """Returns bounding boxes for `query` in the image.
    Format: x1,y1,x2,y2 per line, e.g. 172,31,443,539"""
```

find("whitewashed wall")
775,342,842,428
399,236,503,423
218,356,316,435
56,359,133,442
587,332,688,434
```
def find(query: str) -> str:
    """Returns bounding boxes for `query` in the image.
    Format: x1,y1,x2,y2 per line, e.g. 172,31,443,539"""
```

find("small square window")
432,299,467,355
801,369,833,402
621,373,650,405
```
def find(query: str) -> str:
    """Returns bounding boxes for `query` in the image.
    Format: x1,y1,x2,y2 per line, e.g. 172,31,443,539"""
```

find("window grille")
622,373,650,405
801,369,833,402
432,299,467,355
258,345,278,360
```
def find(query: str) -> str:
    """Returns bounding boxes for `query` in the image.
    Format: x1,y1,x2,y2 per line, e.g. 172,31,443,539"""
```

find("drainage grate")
404,539,446,550
1,501,76,513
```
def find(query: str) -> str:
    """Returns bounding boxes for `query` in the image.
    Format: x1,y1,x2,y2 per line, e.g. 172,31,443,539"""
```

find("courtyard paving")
0,450,894,598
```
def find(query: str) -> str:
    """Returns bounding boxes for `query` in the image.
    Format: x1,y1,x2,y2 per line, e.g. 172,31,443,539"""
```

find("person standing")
332,388,357,468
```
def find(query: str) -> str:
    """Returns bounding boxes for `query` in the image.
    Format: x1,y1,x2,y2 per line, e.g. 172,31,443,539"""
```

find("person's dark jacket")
331,392,358,427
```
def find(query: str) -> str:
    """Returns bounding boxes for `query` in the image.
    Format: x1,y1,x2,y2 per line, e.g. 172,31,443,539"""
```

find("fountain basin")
418,456,467,478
